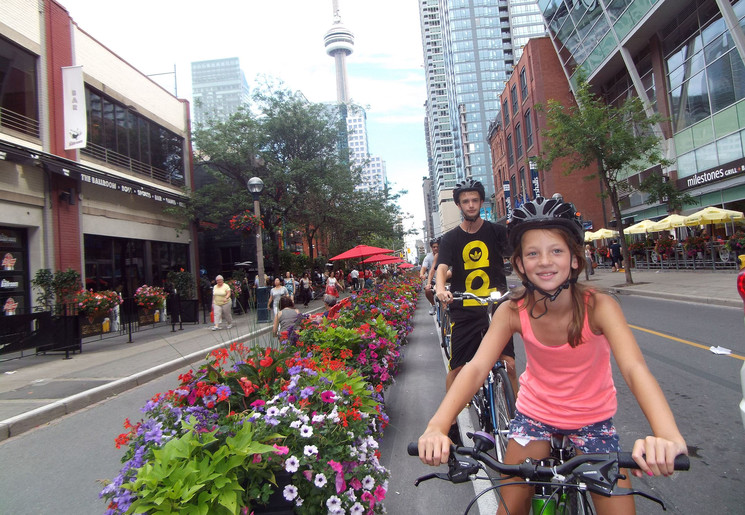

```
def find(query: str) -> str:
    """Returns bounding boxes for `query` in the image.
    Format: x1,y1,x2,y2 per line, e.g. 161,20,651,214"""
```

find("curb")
610,287,742,308
0,325,273,443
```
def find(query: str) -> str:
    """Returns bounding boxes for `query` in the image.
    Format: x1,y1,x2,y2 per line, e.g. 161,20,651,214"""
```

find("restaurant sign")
677,158,745,190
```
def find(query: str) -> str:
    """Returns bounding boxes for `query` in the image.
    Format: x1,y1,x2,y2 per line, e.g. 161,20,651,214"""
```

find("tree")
538,74,669,284
639,172,695,214
188,79,407,272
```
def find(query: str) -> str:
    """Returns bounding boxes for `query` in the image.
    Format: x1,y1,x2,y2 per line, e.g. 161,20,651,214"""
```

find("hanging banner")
503,181,513,220
530,167,541,199
62,66,87,150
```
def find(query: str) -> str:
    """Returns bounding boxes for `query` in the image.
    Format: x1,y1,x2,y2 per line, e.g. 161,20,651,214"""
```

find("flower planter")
251,471,295,514
137,307,163,325
79,312,113,337
177,299,200,323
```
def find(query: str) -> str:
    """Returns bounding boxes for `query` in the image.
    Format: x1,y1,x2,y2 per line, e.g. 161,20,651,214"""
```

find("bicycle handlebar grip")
407,442,420,456
617,452,690,471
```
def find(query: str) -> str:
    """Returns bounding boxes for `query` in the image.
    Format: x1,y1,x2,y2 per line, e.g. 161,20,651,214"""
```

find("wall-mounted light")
59,188,75,205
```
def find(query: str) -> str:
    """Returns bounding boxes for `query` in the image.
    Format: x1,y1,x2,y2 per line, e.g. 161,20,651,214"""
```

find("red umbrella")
398,262,415,269
362,253,399,264
329,245,395,261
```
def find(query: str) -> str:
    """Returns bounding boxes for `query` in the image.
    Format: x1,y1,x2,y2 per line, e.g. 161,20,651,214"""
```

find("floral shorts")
508,410,620,454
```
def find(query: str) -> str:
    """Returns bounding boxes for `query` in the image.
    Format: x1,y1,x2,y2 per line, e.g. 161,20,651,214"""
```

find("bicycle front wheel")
439,307,452,360
491,364,516,462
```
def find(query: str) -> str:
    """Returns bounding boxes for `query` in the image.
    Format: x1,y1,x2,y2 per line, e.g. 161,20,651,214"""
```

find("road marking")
433,314,500,515
629,324,745,361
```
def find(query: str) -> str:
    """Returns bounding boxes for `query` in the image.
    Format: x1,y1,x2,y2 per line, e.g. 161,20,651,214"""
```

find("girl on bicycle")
417,195,687,515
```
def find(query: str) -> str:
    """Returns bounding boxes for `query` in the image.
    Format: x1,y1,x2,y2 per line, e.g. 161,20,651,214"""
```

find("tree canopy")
187,80,407,273
538,73,669,284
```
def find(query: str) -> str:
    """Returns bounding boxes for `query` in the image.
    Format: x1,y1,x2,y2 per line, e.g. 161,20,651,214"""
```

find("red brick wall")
490,37,612,230
46,1,82,272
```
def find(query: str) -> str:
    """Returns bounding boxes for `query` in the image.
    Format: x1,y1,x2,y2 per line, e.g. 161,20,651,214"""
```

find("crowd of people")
201,264,402,334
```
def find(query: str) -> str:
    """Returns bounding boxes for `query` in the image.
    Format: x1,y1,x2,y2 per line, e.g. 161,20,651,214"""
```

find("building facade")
489,36,610,228
538,0,745,222
0,0,194,314
191,57,250,127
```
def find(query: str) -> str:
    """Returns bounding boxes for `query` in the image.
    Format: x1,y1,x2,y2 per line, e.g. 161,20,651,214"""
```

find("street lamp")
247,177,270,323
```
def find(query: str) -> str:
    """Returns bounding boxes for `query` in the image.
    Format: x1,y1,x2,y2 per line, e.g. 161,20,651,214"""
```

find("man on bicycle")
420,237,440,315
435,178,516,394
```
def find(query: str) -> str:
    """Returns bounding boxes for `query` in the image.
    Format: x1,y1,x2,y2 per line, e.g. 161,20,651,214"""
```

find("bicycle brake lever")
608,486,667,510
414,472,451,486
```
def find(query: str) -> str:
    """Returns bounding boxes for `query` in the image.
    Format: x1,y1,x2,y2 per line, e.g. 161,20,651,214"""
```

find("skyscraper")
191,57,250,127
324,1,386,193
419,0,544,229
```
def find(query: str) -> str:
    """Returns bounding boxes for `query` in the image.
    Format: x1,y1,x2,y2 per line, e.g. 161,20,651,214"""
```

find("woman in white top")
267,277,288,316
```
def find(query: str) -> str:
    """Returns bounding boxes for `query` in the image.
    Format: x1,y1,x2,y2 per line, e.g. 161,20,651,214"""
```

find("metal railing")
0,107,40,138
80,142,185,187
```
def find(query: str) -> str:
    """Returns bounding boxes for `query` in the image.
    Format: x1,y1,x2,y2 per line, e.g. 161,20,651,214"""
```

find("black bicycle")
448,291,515,462
408,431,690,514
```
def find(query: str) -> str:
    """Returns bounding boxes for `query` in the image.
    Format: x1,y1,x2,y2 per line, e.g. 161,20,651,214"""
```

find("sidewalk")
0,270,741,442
0,297,328,442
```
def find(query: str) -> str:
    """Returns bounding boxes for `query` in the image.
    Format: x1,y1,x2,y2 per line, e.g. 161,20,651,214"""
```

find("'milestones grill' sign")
677,158,745,190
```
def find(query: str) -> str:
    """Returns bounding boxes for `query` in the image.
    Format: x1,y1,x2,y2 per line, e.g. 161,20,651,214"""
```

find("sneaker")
211,326,219,331
428,306,436,315
227,324,234,329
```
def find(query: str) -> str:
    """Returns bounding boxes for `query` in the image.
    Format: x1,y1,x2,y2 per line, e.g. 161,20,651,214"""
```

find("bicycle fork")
532,435,583,515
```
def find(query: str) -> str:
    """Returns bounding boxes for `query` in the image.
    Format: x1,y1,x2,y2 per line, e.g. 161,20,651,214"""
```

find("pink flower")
320,390,337,403
374,485,386,501
273,444,289,455
250,399,266,407
350,478,362,490
252,454,262,464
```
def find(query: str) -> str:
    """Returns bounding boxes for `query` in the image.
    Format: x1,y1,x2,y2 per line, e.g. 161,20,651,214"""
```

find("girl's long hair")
509,228,591,348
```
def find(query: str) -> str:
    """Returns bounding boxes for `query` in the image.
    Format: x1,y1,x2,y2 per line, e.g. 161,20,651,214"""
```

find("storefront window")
0,227,28,315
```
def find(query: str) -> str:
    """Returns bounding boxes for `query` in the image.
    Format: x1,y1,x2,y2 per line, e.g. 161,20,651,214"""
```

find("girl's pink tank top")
515,297,617,429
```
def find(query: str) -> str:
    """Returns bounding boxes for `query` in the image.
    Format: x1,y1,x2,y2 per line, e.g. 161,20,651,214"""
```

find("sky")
59,0,429,252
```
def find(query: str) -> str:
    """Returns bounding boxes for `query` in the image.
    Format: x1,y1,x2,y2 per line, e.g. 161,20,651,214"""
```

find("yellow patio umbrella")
587,228,619,241
648,214,687,231
683,206,744,226
625,219,657,234
584,230,598,242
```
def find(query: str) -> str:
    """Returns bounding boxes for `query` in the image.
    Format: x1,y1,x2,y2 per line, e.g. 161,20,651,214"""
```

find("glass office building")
538,0,745,219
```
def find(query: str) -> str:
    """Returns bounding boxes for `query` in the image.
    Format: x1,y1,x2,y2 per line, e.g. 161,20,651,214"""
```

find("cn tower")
324,0,354,104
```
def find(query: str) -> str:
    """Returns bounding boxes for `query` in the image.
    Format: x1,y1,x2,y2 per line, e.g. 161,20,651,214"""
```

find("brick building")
0,0,195,314
489,37,610,230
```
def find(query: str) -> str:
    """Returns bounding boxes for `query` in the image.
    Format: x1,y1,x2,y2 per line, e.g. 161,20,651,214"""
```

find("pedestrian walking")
211,275,233,330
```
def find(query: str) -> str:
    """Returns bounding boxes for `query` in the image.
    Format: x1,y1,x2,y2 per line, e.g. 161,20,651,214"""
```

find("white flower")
326,495,342,511
290,420,302,429
312,413,326,423
295,496,304,507
279,406,290,416
283,484,298,501
285,455,300,473
314,473,328,487
362,475,375,490
266,406,280,417
299,414,310,424
304,445,318,456
300,424,313,438
350,502,365,514
366,436,379,450
345,489,357,502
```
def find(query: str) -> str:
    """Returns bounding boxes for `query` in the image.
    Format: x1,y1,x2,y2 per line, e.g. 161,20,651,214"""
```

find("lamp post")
248,177,270,323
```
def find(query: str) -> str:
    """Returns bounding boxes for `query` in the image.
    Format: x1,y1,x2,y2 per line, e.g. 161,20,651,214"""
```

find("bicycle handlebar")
407,441,689,476
450,291,509,305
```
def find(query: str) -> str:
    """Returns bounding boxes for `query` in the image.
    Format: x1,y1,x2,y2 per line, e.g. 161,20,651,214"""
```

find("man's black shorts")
448,308,515,370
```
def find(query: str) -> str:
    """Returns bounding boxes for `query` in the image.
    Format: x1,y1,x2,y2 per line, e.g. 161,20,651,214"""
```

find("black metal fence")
0,294,203,361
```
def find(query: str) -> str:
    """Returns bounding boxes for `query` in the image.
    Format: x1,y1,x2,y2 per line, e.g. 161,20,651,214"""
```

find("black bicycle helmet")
453,178,485,204
508,195,583,248
429,237,441,247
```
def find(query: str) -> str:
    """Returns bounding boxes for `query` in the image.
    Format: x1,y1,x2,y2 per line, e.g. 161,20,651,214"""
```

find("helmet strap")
522,276,577,319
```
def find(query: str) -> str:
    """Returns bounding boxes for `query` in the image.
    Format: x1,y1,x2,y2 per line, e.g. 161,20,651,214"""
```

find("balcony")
81,141,185,188
0,107,40,139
